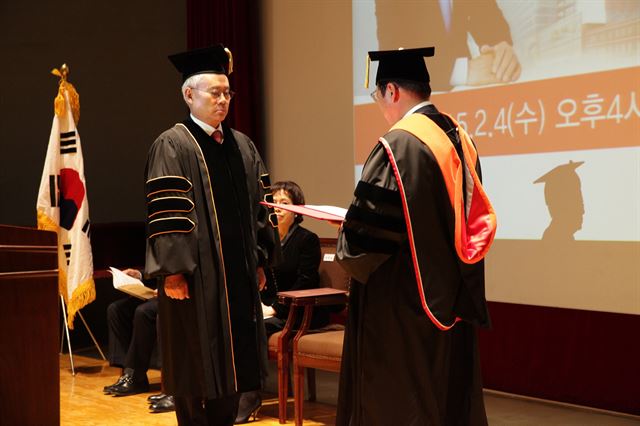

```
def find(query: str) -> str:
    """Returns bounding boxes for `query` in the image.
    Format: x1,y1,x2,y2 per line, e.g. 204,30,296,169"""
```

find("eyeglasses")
191,87,235,100
370,89,380,102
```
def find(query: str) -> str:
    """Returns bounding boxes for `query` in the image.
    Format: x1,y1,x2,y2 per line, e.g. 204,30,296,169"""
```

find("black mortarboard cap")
168,44,233,81
365,47,435,88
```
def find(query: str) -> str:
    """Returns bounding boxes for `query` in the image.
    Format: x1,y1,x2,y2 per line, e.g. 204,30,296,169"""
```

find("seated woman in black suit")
260,180,330,334
236,180,326,423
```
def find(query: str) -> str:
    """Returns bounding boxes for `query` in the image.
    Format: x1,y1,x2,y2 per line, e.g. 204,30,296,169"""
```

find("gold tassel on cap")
224,47,233,75
51,63,80,124
364,54,370,89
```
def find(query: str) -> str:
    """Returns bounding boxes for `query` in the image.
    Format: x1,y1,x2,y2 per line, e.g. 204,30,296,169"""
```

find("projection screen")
353,0,640,315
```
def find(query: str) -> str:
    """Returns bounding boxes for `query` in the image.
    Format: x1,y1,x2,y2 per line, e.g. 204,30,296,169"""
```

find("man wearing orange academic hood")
336,47,497,426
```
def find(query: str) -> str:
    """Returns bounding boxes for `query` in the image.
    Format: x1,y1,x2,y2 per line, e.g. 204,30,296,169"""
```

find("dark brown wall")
0,0,187,226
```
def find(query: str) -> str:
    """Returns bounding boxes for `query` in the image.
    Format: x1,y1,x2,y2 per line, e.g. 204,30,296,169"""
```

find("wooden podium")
0,224,59,426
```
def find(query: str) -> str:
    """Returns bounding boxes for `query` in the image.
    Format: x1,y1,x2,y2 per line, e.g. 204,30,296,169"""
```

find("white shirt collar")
190,114,223,138
403,100,433,118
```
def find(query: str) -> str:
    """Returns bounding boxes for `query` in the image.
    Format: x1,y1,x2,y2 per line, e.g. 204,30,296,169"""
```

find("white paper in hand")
305,205,348,220
109,267,156,300
259,202,347,222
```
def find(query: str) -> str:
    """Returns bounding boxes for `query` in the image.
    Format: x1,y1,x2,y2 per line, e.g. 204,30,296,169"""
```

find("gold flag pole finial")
51,63,80,124
51,63,69,81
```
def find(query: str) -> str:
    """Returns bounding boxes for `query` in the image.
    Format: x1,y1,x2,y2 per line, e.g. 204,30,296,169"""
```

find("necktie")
212,130,223,144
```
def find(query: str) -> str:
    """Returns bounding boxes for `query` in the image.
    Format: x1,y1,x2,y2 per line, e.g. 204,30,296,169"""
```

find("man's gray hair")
181,74,208,104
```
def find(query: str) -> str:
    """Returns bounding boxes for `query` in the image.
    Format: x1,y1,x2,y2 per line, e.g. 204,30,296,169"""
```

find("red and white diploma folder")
260,202,347,222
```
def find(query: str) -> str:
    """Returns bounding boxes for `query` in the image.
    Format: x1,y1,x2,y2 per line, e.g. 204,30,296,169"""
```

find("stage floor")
60,353,639,425
60,354,334,425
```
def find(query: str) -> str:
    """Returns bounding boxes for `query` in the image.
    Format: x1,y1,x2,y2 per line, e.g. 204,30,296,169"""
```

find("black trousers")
263,316,286,337
174,394,239,426
107,296,158,372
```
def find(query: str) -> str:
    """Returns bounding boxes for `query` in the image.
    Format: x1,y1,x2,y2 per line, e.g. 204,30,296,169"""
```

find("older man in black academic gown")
336,47,497,425
144,45,280,426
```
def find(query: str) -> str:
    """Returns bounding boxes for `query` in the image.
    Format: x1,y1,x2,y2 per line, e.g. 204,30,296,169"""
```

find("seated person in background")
103,268,156,396
260,180,329,333
236,180,326,424
103,268,175,412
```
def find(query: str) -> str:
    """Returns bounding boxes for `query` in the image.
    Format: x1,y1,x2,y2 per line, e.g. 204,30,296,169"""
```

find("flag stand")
59,294,107,375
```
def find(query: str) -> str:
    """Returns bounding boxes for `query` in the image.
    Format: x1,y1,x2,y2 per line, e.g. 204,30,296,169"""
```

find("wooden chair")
276,238,350,425
266,302,297,423
268,238,349,424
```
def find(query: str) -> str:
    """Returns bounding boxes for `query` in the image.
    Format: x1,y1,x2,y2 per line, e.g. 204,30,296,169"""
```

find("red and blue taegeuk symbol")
59,168,85,230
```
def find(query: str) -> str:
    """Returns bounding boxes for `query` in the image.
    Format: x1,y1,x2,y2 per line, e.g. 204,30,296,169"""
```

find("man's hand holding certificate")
110,267,156,300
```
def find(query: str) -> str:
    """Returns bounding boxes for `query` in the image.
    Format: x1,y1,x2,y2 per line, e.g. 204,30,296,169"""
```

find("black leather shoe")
103,374,128,394
110,374,149,396
235,391,261,424
147,393,167,403
150,395,175,413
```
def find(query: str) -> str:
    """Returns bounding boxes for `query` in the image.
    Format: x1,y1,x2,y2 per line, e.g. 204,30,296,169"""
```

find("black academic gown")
144,118,280,399
336,104,495,425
